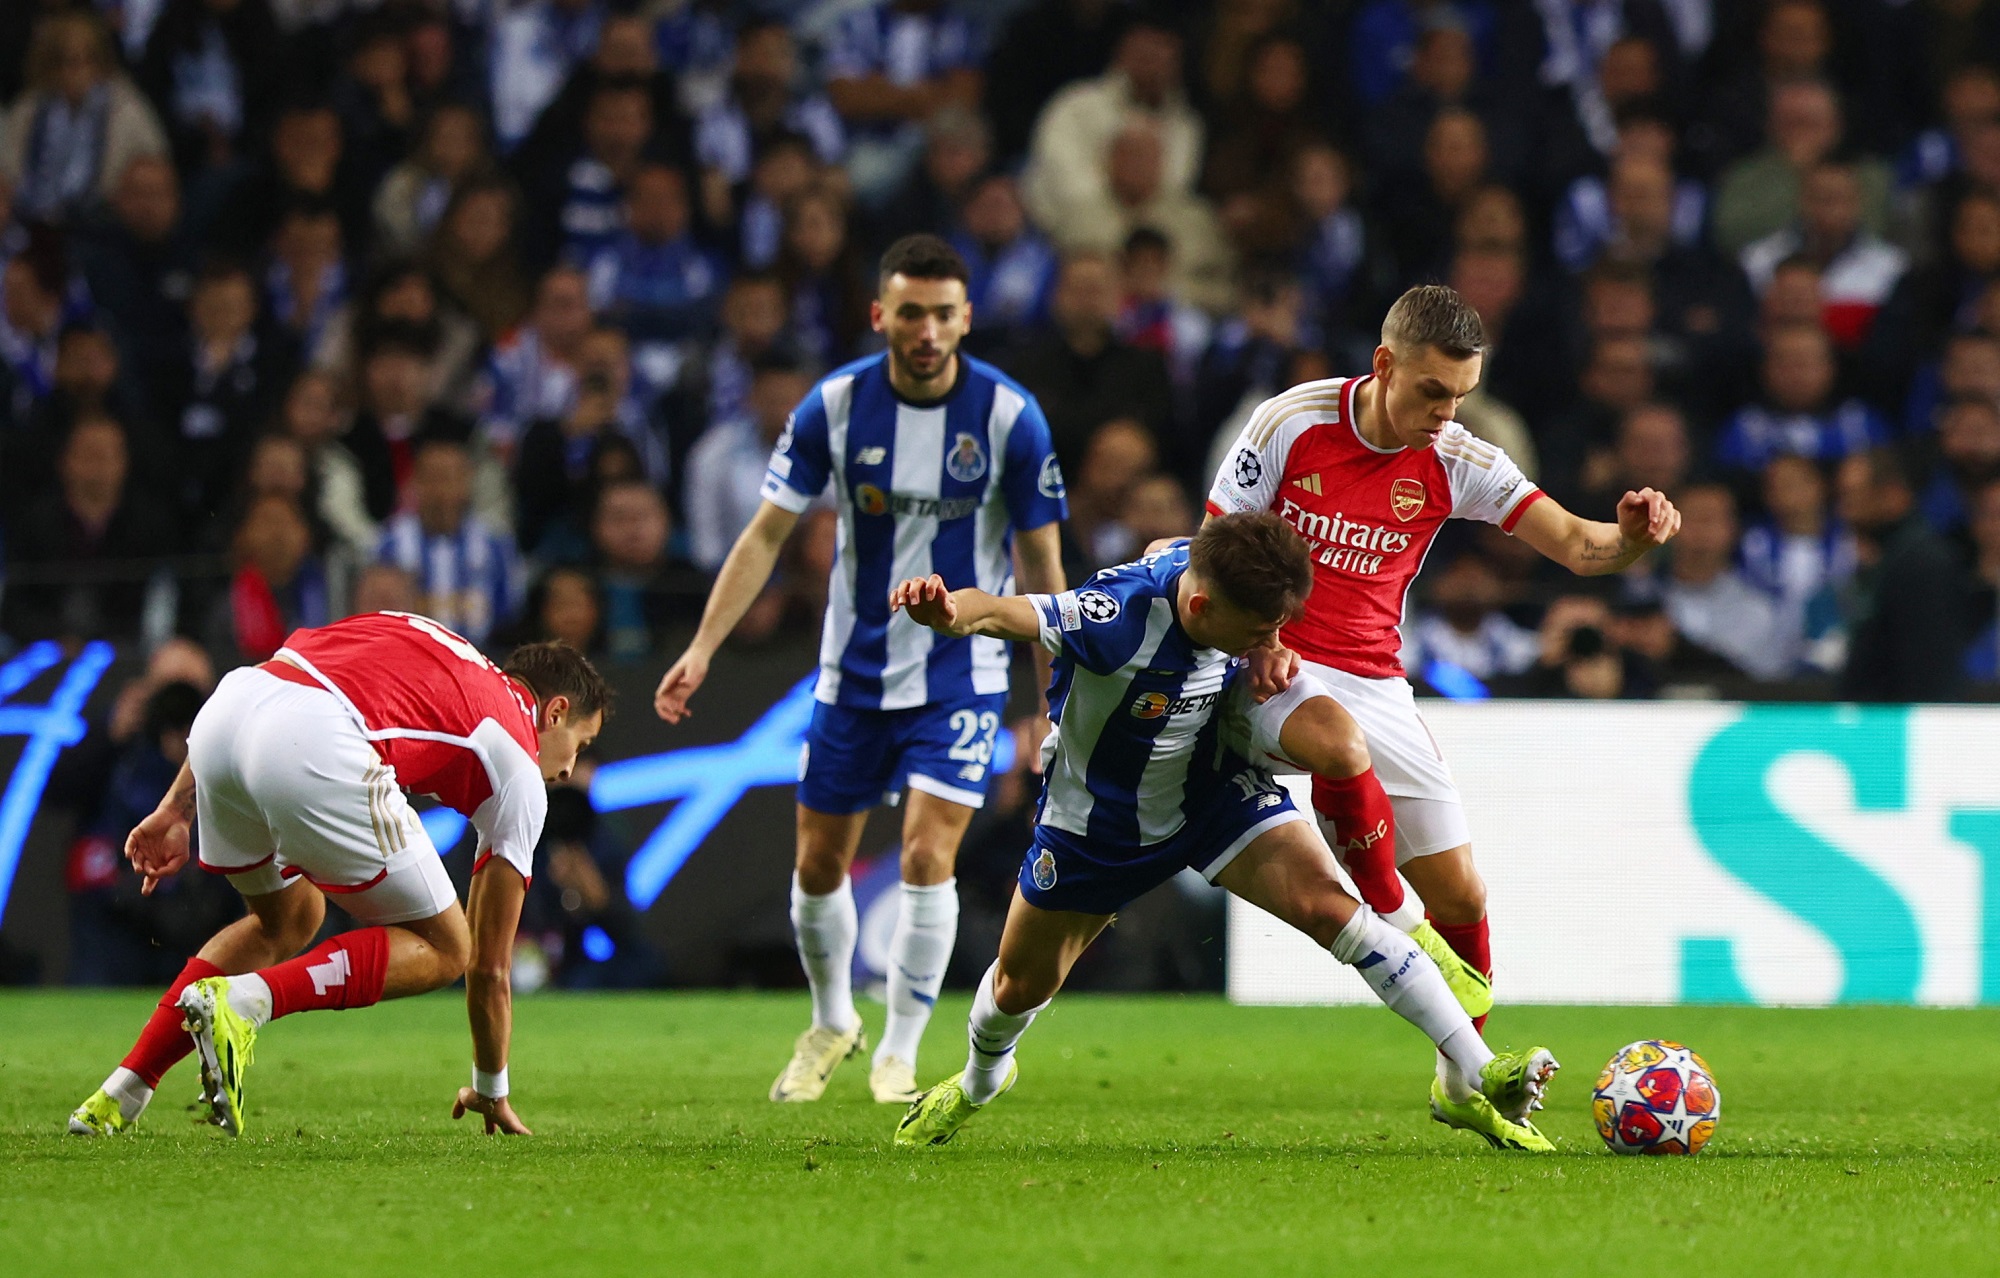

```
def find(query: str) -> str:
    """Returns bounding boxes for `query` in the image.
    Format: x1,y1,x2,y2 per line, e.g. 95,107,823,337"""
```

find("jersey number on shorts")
946,709,1001,765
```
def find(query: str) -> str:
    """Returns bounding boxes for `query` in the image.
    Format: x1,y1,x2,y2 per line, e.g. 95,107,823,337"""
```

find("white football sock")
1329,905,1493,1089
876,878,958,1069
790,874,860,1034
1379,886,1426,934
962,962,1045,1105
101,1066,153,1122
225,973,274,1028
1437,1051,1476,1103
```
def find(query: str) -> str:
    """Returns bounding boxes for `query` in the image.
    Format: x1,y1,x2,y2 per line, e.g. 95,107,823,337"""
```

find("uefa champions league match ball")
1590,1040,1721,1155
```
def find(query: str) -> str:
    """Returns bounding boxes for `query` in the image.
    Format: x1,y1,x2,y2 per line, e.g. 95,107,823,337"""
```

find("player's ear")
542,694,572,730
869,298,885,333
1373,344,1395,379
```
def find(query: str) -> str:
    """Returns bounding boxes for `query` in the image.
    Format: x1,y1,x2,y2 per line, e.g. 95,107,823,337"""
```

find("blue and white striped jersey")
1028,544,1245,848
761,353,1067,710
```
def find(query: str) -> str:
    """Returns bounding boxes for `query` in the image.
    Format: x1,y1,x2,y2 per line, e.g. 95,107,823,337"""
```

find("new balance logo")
1291,474,1323,495
308,950,351,996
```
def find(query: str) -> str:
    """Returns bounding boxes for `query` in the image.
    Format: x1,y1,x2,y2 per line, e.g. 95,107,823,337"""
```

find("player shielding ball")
68,613,606,1138
886,514,1558,1149
655,235,1067,1104
1209,285,1678,1147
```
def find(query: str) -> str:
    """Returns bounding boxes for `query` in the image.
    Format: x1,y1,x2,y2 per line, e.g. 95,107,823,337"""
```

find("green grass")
2,993,1994,1276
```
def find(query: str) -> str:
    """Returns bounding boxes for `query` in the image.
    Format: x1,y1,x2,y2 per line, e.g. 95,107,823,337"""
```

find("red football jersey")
276,611,547,879
1206,375,1543,679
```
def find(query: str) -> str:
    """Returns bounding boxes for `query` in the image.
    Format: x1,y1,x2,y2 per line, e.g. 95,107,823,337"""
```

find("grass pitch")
2,992,1994,1276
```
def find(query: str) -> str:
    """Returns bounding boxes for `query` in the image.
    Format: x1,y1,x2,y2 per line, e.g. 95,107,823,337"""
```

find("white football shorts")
1226,660,1471,861
188,666,457,925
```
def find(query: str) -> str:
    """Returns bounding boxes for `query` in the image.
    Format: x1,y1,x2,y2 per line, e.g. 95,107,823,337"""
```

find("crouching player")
67,613,606,1138
885,514,1557,1150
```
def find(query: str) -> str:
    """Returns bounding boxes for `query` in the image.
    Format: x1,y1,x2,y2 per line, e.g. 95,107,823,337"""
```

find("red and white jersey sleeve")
275,611,548,882
1204,376,1543,679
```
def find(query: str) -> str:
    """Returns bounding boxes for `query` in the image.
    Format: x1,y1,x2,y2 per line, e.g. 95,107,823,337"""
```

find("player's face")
1374,343,1482,448
1184,590,1287,657
873,275,971,392
537,702,604,783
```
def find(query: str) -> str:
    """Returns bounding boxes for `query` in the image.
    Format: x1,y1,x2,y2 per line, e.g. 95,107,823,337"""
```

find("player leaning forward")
69,613,606,1137
888,514,1558,1147
655,235,1067,1103
1211,284,1680,1145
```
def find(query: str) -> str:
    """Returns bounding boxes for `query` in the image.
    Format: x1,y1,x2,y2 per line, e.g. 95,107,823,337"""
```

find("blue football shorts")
797,692,1008,815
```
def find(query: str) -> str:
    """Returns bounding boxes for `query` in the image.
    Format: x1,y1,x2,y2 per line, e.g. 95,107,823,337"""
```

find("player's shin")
790,873,861,1034
962,962,1045,1104
1330,905,1492,1100
226,927,392,1027
1312,771,1422,930
878,878,958,1070
106,955,225,1117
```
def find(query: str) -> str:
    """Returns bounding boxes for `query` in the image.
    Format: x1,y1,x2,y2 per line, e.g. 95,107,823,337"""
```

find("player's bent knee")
898,838,956,885
793,846,849,895
1282,702,1371,779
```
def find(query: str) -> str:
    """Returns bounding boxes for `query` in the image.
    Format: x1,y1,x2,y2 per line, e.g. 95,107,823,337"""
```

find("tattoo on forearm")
171,785,196,820
1579,534,1631,563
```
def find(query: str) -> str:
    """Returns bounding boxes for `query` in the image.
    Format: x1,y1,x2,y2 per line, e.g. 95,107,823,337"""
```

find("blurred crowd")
4,0,2000,702
10,0,2000,983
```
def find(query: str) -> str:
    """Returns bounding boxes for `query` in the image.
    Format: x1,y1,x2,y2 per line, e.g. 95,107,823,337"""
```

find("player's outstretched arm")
655,500,802,722
126,760,195,896
455,859,533,1135
1511,488,1681,577
890,575,1042,643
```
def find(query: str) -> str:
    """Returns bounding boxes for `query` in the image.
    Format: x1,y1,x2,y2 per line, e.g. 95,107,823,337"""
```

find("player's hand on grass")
1617,488,1681,550
890,574,957,632
454,1087,532,1135
654,650,709,723
1243,643,1300,703
125,806,191,896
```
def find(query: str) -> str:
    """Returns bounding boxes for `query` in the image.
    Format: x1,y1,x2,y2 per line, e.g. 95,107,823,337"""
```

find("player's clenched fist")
1617,488,1681,548
453,1087,533,1135
889,574,957,631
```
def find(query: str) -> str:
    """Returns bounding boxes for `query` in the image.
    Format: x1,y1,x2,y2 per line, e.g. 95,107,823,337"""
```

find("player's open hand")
889,575,957,631
454,1087,533,1135
1243,643,1300,703
125,806,190,896
1617,488,1681,549
654,650,709,723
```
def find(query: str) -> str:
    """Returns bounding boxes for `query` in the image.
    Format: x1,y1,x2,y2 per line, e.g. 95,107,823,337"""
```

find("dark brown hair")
1189,512,1313,621
878,234,970,292
504,641,612,720
1381,284,1486,360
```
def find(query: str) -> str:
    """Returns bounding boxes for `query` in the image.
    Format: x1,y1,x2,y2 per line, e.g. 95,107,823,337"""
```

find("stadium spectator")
277,368,377,560
1867,190,2000,382
1560,401,1692,519
1362,9,1520,195
476,264,591,452
0,10,167,226
1192,270,1307,461
134,0,282,182
1740,158,1910,350
1741,452,1853,676
1200,34,1316,240
264,199,348,352
512,565,604,654
211,491,329,662
1117,227,1210,390
1287,141,1373,355
511,12,691,206
0,244,66,437
520,77,660,269
662,270,791,489
1696,0,1836,170
1005,250,1172,474
951,172,1057,356
1963,479,2000,684
584,162,725,343
1059,417,1157,577
328,12,420,202
589,477,682,659
777,186,870,363
1711,79,1890,257
346,560,418,616
1552,113,1707,274
374,433,520,645
372,103,493,258
522,785,661,988
693,19,844,227
75,156,196,402
1406,552,1539,682
731,131,820,271
684,352,813,573
1837,447,1971,702
429,176,533,342
312,258,482,411
1049,119,1231,313
872,106,990,252
1380,106,1490,286
1541,333,1657,498
822,0,983,207
1022,15,1200,238
1716,322,1891,474
516,326,671,558
207,102,359,259
1920,396,2000,534
166,261,293,530
1642,482,1791,680
4,414,180,645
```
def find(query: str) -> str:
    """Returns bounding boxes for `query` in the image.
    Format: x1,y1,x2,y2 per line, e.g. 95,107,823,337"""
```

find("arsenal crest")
1390,477,1426,521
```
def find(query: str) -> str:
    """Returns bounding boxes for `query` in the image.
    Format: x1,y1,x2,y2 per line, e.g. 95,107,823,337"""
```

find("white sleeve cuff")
758,477,814,513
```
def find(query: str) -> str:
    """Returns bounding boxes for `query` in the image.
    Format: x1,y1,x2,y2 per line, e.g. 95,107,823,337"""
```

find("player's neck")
887,352,960,405
1353,375,1402,452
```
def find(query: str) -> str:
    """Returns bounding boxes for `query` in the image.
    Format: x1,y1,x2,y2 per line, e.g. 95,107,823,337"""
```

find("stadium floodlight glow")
0,642,117,924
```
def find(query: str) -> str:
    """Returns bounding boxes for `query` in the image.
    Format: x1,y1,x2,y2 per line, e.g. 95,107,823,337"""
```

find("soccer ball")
1590,1040,1720,1156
